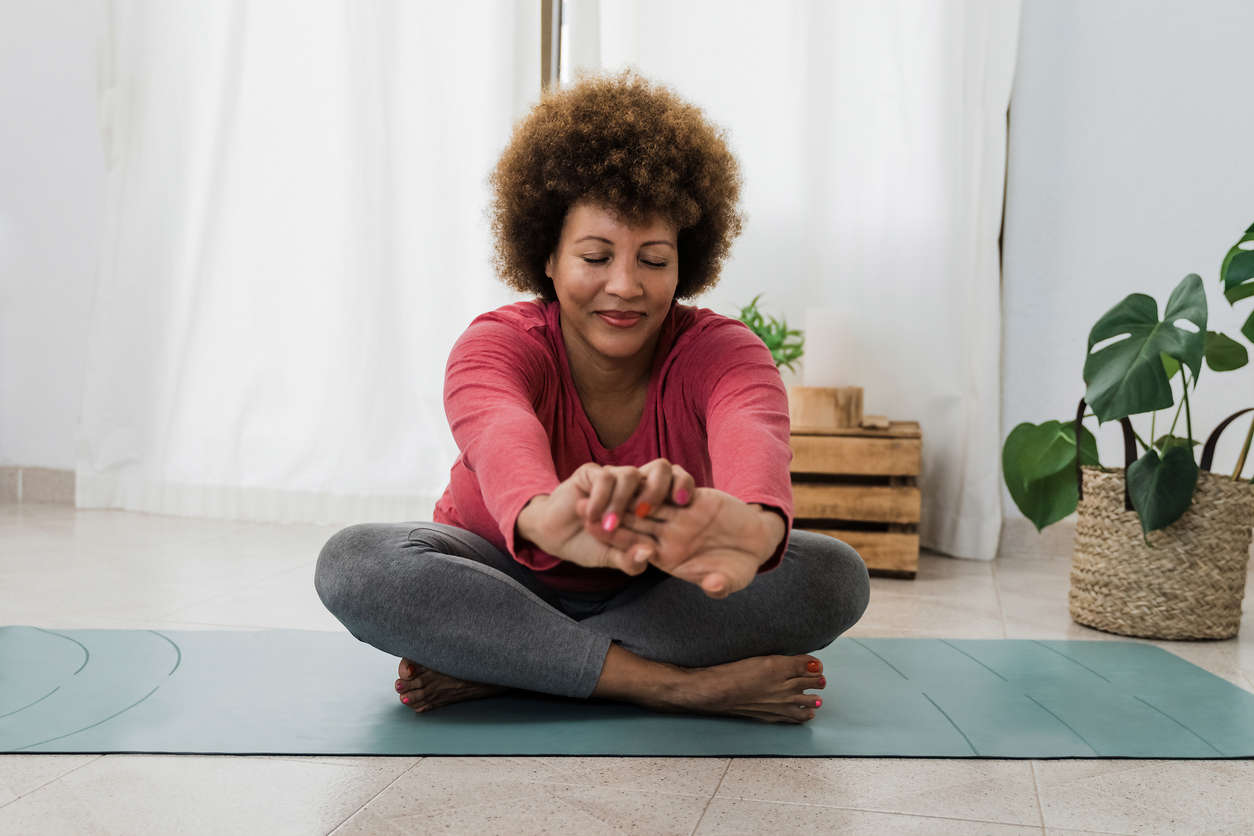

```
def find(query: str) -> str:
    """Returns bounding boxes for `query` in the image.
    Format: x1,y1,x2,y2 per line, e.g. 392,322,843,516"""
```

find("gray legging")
314,521,871,700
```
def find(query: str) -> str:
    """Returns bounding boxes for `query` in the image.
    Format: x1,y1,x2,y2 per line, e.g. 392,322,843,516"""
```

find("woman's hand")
585,487,784,599
578,457,697,531
515,463,661,574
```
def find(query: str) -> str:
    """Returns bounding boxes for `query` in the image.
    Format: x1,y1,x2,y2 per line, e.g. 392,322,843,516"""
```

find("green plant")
1003,221,1254,540
737,294,805,372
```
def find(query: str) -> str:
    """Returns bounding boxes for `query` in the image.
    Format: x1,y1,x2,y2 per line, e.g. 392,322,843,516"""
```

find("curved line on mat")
920,691,978,755
1024,694,1099,755
0,685,60,720
148,630,182,676
1031,641,1112,683
1133,695,1225,756
15,684,161,752
33,627,90,675
848,638,909,680
939,640,1009,682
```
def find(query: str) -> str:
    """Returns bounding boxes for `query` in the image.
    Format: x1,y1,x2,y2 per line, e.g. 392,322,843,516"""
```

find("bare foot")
394,657,512,714
594,643,826,725
663,654,825,724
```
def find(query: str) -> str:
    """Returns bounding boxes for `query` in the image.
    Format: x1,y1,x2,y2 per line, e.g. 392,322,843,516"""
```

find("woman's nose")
605,259,644,297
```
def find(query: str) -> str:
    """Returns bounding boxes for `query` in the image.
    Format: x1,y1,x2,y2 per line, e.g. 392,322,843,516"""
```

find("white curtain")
80,1,537,525
564,0,1021,560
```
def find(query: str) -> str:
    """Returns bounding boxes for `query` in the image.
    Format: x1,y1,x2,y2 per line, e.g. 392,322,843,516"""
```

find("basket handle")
1074,403,1254,509
1199,407,1254,473
1074,398,1136,511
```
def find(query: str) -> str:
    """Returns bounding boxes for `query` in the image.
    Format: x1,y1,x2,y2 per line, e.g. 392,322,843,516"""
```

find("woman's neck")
560,316,659,402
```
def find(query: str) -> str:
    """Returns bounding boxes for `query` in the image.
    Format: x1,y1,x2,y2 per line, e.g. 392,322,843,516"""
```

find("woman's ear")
544,252,554,280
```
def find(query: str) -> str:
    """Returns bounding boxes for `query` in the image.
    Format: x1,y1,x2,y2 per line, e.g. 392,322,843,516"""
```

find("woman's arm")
699,320,795,572
443,318,563,568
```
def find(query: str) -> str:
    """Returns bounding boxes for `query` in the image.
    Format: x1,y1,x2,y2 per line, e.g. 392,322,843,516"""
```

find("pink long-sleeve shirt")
432,298,794,595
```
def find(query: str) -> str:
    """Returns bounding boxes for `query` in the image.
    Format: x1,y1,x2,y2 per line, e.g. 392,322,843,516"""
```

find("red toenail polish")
818,676,826,687
815,698,822,708
807,660,820,673
401,696,410,704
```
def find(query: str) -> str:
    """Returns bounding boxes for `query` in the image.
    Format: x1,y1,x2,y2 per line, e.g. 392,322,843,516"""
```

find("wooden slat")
799,528,918,574
790,420,921,438
792,482,921,523
790,434,921,476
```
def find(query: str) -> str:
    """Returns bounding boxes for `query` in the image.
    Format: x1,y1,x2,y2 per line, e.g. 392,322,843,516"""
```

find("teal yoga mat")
4,626,1253,758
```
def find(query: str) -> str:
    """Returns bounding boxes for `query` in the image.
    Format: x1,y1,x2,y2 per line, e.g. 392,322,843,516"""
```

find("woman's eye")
580,256,667,268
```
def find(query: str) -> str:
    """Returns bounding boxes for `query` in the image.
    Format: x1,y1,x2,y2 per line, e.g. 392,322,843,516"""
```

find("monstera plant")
1003,221,1254,536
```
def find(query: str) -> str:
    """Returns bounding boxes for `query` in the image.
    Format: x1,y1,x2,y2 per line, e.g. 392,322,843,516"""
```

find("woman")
315,69,870,725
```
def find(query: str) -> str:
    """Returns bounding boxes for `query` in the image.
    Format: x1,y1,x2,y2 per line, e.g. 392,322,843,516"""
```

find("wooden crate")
789,421,922,578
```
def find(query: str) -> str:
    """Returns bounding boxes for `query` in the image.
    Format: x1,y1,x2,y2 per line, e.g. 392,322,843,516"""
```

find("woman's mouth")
596,311,644,328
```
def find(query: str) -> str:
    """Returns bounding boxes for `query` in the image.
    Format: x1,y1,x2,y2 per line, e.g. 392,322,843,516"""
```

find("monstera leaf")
1161,332,1248,380
1126,445,1200,536
1152,434,1200,454
1083,273,1207,423
1220,222,1254,344
1003,420,1101,531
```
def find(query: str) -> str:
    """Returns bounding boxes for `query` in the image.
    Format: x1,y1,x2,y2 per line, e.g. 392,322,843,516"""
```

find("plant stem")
1233,414,1253,481
1166,384,1187,437
1182,367,1194,453
1150,410,1156,447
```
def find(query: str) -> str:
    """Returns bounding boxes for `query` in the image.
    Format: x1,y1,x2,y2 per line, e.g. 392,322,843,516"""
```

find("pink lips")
596,311,644,328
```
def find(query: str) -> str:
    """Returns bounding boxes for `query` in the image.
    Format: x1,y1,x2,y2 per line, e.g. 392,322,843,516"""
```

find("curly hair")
487,68,744,301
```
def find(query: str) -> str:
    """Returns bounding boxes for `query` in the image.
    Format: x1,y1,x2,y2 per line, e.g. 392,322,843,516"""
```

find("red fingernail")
634,501,651,517
815,698,822,708
401,696,410,704
818,676,826,687
602,512,618,532
675,488,690,505
807,660,821,673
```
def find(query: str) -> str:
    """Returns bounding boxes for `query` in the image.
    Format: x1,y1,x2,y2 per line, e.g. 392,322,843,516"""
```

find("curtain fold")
567,0,1021,560
80,1,538,525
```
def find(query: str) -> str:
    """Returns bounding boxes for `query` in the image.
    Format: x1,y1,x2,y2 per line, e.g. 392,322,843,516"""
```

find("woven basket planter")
1071,465,1254,639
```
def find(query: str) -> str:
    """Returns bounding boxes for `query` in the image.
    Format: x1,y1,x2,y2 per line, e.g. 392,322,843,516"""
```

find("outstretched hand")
577,486,783,599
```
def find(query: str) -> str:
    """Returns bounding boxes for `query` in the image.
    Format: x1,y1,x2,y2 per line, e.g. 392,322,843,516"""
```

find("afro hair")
487,68,744,301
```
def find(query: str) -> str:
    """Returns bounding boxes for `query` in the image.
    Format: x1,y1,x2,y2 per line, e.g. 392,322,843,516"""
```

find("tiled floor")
1,503,1251,835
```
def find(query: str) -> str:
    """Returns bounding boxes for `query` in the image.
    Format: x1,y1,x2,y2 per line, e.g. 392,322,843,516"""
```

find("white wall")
0,0,105,469
4,1,1253,518
1001,0,1254,520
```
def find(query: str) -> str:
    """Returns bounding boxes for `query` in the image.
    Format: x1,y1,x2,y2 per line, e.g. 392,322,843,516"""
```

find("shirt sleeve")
443,317,563,570
697,320,795,573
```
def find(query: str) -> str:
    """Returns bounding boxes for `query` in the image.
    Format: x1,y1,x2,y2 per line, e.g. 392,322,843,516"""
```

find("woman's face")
545,200,679,368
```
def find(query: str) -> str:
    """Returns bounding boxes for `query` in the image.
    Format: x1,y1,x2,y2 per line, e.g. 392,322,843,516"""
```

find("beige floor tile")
499,756,731,797
717,757,1042,827
159,560,344,630
845,589,1006,638
695,796,1045,835
998,516,1077,559
1033,758,1254,835
0,753,414,836
355,756,714,822
998,589,1132,642
0,755,99,807
355,763,710,836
